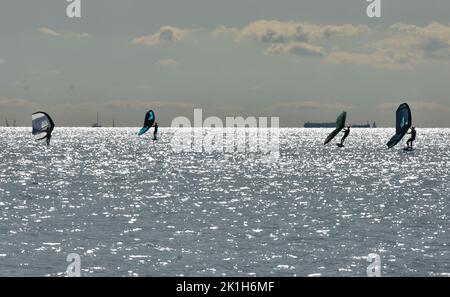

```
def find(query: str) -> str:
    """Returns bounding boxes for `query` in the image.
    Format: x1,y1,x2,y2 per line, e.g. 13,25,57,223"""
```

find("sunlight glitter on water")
0,128,449,276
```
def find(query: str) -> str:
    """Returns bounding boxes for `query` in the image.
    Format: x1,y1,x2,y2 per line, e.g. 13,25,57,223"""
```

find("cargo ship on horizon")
304,121,377,128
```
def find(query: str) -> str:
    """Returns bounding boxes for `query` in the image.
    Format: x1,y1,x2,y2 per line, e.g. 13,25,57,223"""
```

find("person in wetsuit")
340,126,350,145
45,128,52,146
153,122,159,140
406,126,416,149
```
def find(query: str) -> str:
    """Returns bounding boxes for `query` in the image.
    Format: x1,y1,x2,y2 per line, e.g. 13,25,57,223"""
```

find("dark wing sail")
324,111,347,145
32,111,55,140
387,103,412,148
138,110,155,136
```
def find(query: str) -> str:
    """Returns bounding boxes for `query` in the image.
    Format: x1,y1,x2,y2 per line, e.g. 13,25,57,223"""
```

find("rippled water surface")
0,128,449,276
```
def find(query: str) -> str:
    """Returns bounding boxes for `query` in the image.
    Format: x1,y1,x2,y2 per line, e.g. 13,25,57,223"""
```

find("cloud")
377,101,450,113
212,21,450,69
324,49,421,70
38,27,60,37
155,59,179,68
212,20,368,61
367,22,450,64
239,21,299,43
38,27,91,39
421,38,450,59
0,97,35,108
132,26,193,46
214,21,369,43
0,58,5,64
211,26,241,38
266,42,325,57
320,24,370,39
128,21,450,69
390,22,450,40
323,22,450,69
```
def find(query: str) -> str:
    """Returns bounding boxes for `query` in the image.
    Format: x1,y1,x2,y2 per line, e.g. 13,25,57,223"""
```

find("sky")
1,0,450,127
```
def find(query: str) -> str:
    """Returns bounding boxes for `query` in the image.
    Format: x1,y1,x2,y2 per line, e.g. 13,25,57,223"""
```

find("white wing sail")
32,112,54,140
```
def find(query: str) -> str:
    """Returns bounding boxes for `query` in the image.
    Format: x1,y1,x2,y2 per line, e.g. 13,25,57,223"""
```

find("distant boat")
304,122,336,128
305,121,375,128
92,112,102,127
372,122,377,128
5,118,9,127
351,122,371,128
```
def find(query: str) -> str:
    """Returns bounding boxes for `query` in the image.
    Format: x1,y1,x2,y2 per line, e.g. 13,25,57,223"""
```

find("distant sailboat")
351,122,371,128
92,112,102,127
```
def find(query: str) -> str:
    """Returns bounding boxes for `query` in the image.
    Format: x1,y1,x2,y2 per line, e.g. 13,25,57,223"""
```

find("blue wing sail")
387,103,412,148
137,110,155,136
138,126,150,136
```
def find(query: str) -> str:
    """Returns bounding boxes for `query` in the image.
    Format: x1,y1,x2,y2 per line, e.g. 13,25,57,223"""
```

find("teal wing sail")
138,126,150,136
138,110,155,136
324,112,347,145
387,103,412,148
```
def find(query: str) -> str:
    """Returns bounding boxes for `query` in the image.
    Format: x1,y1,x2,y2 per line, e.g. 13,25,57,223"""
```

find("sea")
0,127,449,277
